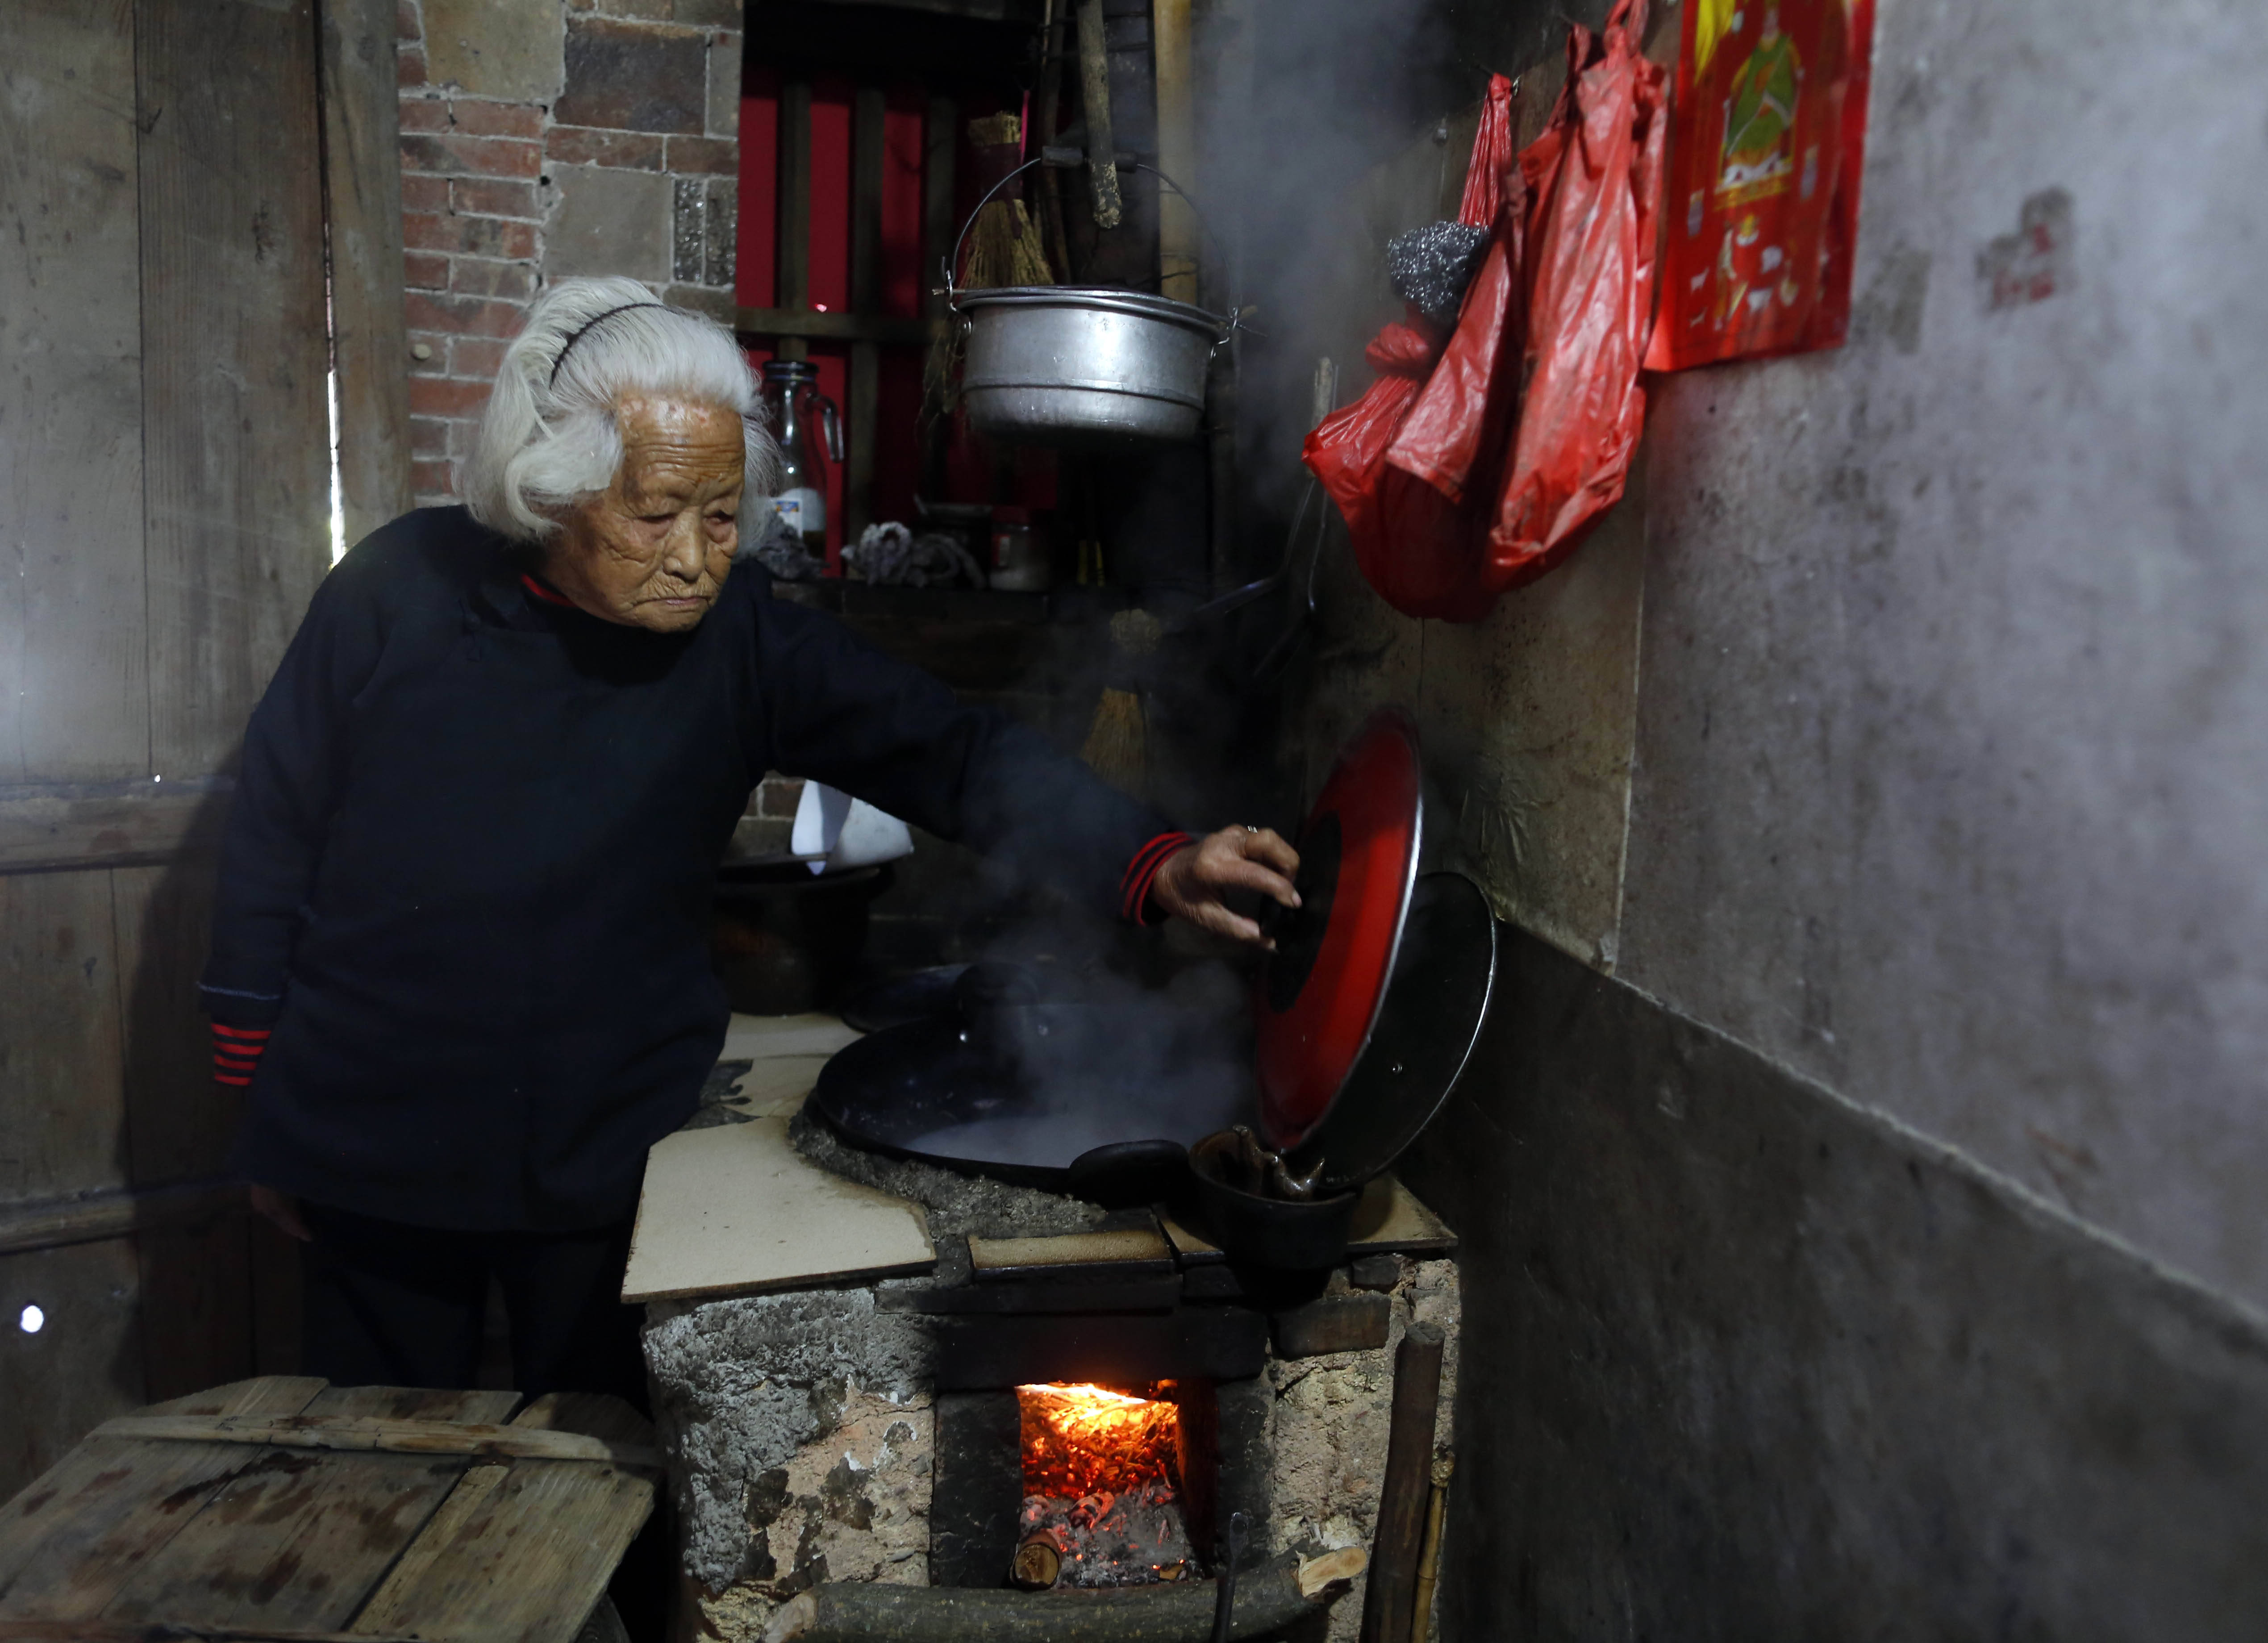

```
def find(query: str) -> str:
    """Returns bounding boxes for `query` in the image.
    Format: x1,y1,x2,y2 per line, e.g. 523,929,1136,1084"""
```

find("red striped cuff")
521,571,575,608
211,1023,271,1088
1120,831,1196,925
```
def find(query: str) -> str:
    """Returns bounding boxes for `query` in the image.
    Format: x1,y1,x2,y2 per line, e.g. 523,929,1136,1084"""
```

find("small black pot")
1187,1134,1360,1271
710,863,891,1015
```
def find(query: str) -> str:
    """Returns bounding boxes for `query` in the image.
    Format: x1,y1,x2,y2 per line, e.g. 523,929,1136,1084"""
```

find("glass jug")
760,360,844,554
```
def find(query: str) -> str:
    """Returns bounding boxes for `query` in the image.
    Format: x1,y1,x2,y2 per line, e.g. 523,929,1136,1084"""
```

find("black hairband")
547,301,666,387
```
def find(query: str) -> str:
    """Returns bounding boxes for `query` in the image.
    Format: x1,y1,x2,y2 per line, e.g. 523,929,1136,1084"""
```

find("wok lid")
1282,871,1495,1192
1253,709,1424,1153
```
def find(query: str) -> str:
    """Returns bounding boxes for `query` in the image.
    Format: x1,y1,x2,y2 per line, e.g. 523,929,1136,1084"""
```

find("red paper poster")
1646,0,1877,369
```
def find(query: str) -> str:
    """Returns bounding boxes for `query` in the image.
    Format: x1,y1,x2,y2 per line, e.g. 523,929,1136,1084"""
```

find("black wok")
809,993,1253,1199
810,875,1494,1219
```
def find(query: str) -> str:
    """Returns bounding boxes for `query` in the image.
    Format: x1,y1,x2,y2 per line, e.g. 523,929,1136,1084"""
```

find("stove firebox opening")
1016,1380,1212,1588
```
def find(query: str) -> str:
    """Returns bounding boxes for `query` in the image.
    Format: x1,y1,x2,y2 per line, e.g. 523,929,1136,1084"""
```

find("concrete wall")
1620,0,2268,1316
1225,0,2268,1630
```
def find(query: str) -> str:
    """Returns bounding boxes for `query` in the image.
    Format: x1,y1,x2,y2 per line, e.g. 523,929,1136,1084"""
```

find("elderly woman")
200,277,1298,1402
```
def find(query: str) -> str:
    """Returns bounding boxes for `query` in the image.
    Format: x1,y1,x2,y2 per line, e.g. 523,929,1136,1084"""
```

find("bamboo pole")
1153,0,1197,302
1409,1453,1454,1642
1073,0,1121,229
1359,1325,1444,1643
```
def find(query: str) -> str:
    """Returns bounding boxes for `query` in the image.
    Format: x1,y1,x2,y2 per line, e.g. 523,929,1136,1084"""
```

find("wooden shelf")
735,305,937,347
772,578,1050,623
785,0,1043,24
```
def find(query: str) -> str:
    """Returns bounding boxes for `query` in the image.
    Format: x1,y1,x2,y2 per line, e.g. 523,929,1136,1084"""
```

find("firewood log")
762,1548,1365,1643
1010,1532,1063,1590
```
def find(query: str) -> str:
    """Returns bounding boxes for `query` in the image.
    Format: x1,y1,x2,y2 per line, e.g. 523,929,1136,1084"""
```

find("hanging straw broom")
1080,608,1162,799
924,114,1054,434
959,112,1054,289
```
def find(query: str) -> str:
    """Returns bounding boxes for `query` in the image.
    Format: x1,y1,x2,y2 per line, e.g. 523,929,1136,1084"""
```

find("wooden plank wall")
321,0,417,546
0,0,408,1500
0,1,147,788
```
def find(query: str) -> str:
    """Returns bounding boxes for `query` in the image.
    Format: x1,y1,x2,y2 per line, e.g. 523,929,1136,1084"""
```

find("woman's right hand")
250,1184,312,1242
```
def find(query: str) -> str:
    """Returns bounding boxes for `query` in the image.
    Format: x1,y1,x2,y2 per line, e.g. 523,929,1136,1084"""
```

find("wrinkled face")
544,395,744,633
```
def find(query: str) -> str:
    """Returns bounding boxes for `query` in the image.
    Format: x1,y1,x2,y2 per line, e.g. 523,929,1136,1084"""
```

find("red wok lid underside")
1254,709,1422,1151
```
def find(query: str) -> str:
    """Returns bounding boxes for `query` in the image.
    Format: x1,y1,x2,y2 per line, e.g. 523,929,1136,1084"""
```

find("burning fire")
1018,1382,1181,1498
1017,1384,1195,1588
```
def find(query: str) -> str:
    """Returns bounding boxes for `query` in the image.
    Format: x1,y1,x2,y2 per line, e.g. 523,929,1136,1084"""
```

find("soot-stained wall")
1620,0,2268,1314
1400,930,2268,1641
1211,0,2268,1631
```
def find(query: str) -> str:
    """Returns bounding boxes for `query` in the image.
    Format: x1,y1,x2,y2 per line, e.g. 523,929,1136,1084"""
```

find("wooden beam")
138,0,332,779
1073,0,1121,229
0,1179,244,1259
765,1550,1367,1641
777,0,1042,18
1153,0,1198,303
88,1414,666,1473
1035,0,1073,281
1359,1324,1444,1643
735,307,934,347
849,87,887,318
0,0,148,785
922,94,959,317
0,867,129,1225
846,340,880,538
0,779,229,874
846,86,887,543
775,79,812,362
0,1621,431,1643
318,0,413,547
921,93,959,499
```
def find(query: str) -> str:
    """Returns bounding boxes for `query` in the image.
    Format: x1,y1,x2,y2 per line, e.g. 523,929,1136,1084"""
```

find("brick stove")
638,1085,1460,1643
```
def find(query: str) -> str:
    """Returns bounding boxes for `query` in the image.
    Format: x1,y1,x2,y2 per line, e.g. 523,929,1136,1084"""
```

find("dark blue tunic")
201,507,1170,1230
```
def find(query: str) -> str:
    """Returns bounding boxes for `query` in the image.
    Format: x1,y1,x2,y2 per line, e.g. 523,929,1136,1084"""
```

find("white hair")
463,276,781,543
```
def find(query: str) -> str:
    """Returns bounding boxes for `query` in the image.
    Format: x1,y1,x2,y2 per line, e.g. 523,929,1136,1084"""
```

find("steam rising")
902,942,1257,1169
897,0,1499,1171
1199,0,1467,525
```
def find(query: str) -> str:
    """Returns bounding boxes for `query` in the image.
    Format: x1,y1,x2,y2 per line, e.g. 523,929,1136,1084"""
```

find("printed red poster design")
1647,0,1878,370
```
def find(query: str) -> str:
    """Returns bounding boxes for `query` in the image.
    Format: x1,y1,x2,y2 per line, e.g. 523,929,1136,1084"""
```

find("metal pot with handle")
946,160,1238,448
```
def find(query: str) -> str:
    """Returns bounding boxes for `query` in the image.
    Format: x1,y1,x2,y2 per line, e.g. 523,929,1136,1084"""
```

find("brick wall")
396,0,743,505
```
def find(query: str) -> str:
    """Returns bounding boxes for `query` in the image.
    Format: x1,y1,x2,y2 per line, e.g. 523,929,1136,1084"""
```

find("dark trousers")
299,1202,647,1409
298,1203,665,1640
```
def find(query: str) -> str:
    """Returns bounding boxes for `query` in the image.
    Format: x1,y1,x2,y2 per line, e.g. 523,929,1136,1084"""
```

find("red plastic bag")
1303,4,1665,622
1297,317,1445,579
1303,74,1522,622
1489,0,1667,587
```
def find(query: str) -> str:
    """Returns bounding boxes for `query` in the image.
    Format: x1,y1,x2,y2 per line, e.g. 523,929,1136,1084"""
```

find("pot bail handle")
942,157,1242,338
943,155,1051,310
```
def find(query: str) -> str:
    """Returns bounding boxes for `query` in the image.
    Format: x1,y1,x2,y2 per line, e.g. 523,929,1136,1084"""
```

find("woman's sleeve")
198,547,389,1031
753,594,1186,921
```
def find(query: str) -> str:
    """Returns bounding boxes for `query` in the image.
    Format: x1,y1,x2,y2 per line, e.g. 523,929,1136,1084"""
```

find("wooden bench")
0,1376,657,1642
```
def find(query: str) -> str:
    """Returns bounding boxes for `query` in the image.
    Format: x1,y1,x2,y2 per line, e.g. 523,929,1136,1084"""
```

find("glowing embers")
1021,1381,1179,1495
1017,1382,1196,1588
